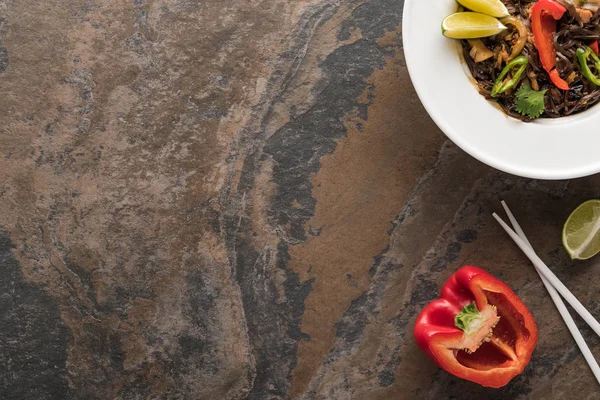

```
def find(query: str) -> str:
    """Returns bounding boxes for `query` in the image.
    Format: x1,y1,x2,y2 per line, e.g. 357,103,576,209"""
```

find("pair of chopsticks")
494,201,600,384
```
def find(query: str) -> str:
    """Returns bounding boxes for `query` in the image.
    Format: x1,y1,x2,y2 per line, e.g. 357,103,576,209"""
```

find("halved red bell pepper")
531,0,569,90
414,266,538,388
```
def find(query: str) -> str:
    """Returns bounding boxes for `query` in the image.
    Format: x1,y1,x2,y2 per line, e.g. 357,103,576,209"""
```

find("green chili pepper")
576,46,600,86
491,56,529,97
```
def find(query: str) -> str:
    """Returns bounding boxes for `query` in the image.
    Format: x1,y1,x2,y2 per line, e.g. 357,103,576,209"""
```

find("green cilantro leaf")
514,84,548,119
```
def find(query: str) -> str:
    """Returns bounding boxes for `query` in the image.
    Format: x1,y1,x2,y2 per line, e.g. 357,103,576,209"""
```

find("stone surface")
1,0,600,399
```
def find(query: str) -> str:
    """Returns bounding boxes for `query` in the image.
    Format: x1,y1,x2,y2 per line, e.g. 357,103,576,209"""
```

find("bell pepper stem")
454,301,500,353
491,56,529,97
455,302,481,330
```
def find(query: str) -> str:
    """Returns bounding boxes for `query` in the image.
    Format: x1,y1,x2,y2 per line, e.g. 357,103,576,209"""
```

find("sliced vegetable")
590,40,599,55
576,7,594,22
531,0,570,90
500,16,528,60
527,70,540,90
468,39,494,62
456,0,509,18
576,46,600,86
442,12,507,39
515,84,548,118
413,266,538,388
491,55,528,96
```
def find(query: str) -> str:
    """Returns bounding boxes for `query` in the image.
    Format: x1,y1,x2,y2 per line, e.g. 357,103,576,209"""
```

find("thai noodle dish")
441,0,600,120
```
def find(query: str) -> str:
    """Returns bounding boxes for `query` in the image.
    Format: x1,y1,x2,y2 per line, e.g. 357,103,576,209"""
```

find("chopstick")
494,202,600,384
493,212,600,335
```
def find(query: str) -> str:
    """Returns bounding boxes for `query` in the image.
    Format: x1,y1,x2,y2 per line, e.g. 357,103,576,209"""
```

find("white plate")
402,1,600,179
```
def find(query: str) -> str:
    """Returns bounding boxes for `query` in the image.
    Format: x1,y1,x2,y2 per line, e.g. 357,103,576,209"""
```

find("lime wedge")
442,12,507,39
562,199,600,260
457,0,509,18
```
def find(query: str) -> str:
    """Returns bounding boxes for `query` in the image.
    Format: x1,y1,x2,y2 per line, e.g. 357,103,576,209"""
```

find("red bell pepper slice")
531,0,570,90
414,266,538,388
590,40,599,56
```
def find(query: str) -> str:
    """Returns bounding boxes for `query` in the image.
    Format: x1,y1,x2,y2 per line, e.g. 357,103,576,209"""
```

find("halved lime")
562,199,600,260
457,0,509,18
442,12,507,39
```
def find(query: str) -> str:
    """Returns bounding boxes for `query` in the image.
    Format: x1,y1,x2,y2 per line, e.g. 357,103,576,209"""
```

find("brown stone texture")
1,0,600,399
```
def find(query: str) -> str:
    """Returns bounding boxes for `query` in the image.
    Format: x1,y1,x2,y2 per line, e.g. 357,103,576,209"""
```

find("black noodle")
461,2,600,120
